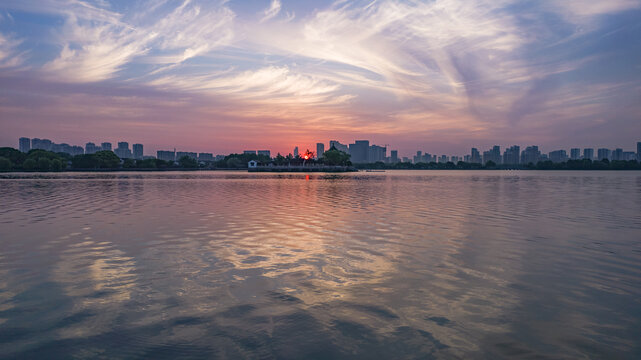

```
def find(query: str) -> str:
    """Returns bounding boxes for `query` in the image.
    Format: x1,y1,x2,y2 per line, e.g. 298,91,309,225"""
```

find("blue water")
1,171,640,359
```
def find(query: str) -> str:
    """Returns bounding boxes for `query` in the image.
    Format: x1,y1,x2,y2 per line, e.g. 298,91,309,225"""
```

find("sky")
0,0,640,157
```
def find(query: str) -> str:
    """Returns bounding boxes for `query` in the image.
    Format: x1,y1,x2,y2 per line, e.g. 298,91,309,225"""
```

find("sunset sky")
1,0,640,156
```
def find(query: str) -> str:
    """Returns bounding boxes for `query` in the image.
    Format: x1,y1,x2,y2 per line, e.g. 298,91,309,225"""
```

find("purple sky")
1,0,640,157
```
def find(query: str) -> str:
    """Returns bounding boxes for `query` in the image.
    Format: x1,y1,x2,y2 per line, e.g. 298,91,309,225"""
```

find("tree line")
2,146,638,171
0,147,201,171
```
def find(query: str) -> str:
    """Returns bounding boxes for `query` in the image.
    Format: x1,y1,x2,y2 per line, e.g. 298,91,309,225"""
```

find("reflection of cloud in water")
2,172,640,358
53,235,136,339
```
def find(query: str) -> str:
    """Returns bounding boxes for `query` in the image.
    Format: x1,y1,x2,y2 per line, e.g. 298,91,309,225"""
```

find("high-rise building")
316,143,325,159
32,138,52,151
597,148,610,161
198,153,214,162
244,150,257,155
482,146,501,165
583,148,594,161
451,156,460,163
176,152,197,160
257,150,271,158
114,142,132,158
329,140,348,153
19,137,31,153
348,141,369,163
438,155,448,163
101,142,112,151
390,150,398,163
414,151,422,164
133,144,143,159
157,150,176,161
549,150,568,163
470,148,481,164
623,151,636,161
637,142,641,161
368,144,386,163
570,148,580,160
85,142,99,154
612,148,624,161
503,145,520,164
521,146,541,164
293,147,299,158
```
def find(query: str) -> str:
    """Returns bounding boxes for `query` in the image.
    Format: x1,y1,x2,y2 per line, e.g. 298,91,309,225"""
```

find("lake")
1,171,640,359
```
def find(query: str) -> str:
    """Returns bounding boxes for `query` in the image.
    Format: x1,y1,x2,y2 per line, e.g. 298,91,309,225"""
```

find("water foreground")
1,171,640,359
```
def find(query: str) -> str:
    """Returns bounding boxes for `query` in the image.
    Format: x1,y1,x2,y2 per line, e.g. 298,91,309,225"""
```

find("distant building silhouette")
176,151,197,160
244,150,257,155
329,140,348,153
521,146,541,164
483,146,501,165
470,148,481,164
369,144,386,163
597,148,610,161
114,142,132,158
257,150,271,158
390,150,398,163
101,142,112,151
612,148,624,161
503,145,520,164
316,143,324,159
549,150,568,163
293,147,299,158
583,148,594,161
19,137,30,153
198,153,214,162
133,144,143,159
157,150,175,161
570,148,580,160
85,142,99,154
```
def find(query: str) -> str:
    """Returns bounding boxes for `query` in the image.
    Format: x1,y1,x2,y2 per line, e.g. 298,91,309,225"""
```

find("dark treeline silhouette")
1,146,639,171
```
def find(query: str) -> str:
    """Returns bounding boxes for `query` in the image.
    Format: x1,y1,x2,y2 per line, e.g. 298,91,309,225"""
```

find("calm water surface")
1,171,640,359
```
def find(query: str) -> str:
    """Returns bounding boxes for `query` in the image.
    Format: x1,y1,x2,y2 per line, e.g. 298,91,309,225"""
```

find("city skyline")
14,136,641,164
1,1,641,155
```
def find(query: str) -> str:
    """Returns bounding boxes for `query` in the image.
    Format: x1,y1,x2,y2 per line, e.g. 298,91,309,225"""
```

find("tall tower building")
316,143,325,159
348,140,369,163
293,147,299,158
470,148,481,164
101,142,112,151
19,137,31,153
570,148,580,160
391,150,398,163
133,144,143,159
583,148,594,161
85,142,98,154
115,142,132,159
597,148,610,161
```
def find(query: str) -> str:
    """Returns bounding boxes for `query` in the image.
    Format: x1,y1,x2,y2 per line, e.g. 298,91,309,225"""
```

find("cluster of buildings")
311,140,388,163
156,150,225,162
405,144,641,165
311,140,641,165
19,137,145,159
17,137,641,165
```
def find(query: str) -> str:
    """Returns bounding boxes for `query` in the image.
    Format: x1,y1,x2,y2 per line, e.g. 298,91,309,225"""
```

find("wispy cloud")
0,33,25,68
1,0,640,153
30,0,235,82
260,0,281,23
